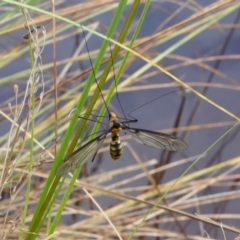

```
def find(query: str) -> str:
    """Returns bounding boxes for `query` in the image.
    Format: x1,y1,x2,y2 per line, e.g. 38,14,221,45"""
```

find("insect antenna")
82,29,111,117
127,87,188,118
108,41,132,128
83,31,132,126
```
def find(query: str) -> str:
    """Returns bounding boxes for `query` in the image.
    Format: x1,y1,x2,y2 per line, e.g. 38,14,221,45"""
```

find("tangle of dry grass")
1,0,240,239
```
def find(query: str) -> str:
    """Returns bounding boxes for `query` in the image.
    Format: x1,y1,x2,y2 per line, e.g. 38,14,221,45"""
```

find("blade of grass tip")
26,1,131,239
48,1,140,236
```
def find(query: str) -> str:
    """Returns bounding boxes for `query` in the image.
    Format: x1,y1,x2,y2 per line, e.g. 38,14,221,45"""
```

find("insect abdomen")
110,134,123,160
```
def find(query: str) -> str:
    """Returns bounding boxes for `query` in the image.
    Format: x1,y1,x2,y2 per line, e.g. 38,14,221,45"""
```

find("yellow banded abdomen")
110,134,123,160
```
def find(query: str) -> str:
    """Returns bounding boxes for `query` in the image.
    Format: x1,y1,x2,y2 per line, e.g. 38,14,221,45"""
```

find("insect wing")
127,127,187,151
56,132,108,176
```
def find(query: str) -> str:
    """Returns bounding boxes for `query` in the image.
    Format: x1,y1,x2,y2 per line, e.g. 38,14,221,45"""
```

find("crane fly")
56,112,187,176
56,27,187,176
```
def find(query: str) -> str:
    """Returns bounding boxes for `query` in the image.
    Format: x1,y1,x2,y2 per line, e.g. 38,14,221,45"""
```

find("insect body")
109,112,123,160
56,112,187,176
